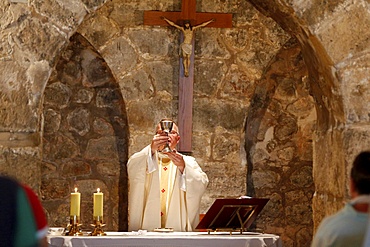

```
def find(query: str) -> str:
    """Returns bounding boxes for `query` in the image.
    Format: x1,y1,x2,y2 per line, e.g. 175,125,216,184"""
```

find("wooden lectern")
196,198,269,234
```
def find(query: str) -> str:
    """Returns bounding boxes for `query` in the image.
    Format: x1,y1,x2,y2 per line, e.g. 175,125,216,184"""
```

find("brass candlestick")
65,215,83,236
89,216,106,236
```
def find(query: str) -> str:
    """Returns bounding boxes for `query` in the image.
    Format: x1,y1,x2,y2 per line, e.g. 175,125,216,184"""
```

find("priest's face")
155,122,180,151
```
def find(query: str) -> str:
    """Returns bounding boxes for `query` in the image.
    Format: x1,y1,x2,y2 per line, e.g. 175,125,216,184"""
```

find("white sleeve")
146,146,157,174
180,170,186,191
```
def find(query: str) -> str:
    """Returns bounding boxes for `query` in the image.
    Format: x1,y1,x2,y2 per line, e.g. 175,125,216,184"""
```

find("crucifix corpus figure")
143,0,232,152
161,17,215,77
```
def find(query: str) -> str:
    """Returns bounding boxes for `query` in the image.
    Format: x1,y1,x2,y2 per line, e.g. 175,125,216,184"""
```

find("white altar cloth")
48,231,282,247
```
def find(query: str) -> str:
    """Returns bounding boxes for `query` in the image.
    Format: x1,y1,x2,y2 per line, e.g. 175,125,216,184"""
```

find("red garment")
21,185,48,238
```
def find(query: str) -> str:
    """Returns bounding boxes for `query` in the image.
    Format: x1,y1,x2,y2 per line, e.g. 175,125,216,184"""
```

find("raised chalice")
160,120,173,153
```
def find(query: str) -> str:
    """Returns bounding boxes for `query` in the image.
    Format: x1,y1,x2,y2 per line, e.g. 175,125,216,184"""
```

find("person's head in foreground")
311,151,370,247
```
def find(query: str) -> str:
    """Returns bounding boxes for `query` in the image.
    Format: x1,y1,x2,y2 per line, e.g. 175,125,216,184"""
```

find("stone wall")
41,1,313,244
249,0,370,233
42,33,128,230
0,0,369,246
245,39,315,245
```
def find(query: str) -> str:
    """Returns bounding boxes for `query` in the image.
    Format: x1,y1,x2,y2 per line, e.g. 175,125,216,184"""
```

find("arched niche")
41,33,129,231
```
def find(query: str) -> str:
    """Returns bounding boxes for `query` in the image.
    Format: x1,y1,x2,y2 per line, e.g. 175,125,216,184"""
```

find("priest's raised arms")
127,118,209,231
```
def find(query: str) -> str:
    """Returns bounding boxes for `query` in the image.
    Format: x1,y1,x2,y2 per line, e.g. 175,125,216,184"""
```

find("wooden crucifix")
144,0,232,153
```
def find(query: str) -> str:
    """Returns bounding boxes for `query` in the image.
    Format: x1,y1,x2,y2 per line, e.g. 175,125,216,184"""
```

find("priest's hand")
165,149,185,173
151,133,169,155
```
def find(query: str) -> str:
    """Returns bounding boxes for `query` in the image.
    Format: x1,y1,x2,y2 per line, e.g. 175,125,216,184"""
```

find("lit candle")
70,188,81,216
93,188,104,217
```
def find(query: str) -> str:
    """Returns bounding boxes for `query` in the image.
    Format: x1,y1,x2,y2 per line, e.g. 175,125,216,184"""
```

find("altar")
48,198,280,247
48,231,282,247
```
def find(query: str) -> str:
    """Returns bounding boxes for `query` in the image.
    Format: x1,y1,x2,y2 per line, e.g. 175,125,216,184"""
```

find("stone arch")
245,37,316,244
71,1,327,244
247,1,352,233
248,0,345,129
41,33,129,231
14,0,364,245
0,1,368,246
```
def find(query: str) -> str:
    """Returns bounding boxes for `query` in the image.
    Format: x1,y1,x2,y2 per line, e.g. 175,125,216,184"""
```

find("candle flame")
97,188,100,193
74,187,78,193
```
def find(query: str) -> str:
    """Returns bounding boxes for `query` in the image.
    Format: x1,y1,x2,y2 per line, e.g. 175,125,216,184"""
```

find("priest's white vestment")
127,145,209,231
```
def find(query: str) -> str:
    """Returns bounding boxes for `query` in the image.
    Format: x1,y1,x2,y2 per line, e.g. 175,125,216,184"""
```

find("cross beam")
144,1,232,28
144,0,232,153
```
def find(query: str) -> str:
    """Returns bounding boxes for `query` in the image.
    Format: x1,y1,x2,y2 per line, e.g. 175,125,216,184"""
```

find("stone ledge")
0,132,41,147
9,0,28,3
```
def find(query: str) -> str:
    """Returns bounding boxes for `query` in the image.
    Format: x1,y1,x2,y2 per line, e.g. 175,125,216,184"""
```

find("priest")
127,118,209,231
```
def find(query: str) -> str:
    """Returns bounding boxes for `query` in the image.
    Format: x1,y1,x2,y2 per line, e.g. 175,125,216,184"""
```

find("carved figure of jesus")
162,17,215,77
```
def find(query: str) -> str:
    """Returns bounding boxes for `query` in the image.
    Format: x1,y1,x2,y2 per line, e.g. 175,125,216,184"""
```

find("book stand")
196,198,269,234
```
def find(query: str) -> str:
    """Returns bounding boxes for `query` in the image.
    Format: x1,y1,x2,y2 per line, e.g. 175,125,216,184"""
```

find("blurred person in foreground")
127,118,208,231
311,151,370,247
0,175,48,247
